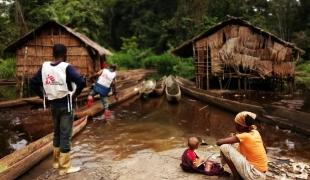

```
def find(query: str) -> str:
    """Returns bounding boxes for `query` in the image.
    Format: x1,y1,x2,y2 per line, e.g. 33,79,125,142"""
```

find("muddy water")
219,90,310,113
19,96,310,179
0,105,51,159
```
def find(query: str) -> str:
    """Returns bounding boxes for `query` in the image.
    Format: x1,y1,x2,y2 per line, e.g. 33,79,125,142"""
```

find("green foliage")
296,61,310,90
173,59,195,79
0,58,15,79
0,85,17,100
120,36,139,53
108,51,142,69
143,53,178,75
109,38,195,79
1,0,310,60
296,61,310,74
143,53,194,79
108,36,152,69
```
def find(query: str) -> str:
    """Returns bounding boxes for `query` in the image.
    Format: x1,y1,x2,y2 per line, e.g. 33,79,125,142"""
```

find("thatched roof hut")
172,17,304,90
5,21,112,79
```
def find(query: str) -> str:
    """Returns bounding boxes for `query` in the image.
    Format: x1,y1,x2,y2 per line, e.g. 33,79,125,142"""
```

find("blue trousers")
51,106,73,153
89,89,110,110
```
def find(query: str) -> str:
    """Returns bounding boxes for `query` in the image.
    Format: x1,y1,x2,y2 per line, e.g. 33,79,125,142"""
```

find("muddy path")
20,96,310,179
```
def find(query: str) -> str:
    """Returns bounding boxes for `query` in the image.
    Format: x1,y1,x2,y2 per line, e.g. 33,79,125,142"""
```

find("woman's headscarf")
234,111,257,130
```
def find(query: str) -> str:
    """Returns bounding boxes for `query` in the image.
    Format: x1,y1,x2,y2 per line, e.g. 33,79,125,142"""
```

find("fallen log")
0,116,88,180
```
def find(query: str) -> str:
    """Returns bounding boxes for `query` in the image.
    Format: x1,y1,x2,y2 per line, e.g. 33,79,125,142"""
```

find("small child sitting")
180,137,229,176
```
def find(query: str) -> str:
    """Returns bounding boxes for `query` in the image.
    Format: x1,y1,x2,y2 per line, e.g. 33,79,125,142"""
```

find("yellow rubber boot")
53,147,60,169
59,152,81,176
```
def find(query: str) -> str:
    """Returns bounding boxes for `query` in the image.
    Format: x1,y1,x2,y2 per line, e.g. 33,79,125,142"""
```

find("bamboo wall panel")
15,33,94,77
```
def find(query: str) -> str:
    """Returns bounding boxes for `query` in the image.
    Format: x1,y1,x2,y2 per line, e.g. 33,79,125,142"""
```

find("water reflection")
72,96,310,163
0,106,52,158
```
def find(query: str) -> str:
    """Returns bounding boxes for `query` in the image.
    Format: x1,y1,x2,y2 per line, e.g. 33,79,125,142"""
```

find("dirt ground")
21,145,310,180
22,146,229,180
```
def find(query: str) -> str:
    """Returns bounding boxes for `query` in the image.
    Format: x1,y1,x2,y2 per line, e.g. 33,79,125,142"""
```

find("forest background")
0,0,309,87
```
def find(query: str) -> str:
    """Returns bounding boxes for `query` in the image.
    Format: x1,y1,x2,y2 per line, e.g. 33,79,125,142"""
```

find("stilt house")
172,17,304,91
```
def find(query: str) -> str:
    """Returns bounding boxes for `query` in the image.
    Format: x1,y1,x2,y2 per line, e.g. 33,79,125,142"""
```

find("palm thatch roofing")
172,17,304,58
4,20,112,56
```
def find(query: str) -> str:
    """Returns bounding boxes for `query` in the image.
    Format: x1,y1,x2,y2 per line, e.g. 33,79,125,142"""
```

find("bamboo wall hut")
5,21,112,79
172,17,304,91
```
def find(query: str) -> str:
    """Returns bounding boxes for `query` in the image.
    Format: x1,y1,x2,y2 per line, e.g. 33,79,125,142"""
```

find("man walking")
87,64,118,119
30,44,86,175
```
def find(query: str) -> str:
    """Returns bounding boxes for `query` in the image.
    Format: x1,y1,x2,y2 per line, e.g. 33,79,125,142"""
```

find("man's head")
188,137,199,150
53,44,67,61
110,64,117,72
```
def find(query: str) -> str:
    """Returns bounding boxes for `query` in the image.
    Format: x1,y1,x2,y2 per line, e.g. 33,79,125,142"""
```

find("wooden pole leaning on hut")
20,46,28,98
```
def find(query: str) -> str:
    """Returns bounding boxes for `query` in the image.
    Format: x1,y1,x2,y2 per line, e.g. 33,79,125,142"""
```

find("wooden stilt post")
238,78,241,90
206,45,209,90
20,46,28,98
192,44,198,88
244,77,247,91
219,77,222,90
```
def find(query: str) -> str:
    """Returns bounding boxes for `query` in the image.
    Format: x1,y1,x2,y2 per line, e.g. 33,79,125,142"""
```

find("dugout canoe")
175,76,310,136
21,82,142,139
0,69,155,109
165,75,181,102
0,116,88,180
139,79,156,99
153,76,166,96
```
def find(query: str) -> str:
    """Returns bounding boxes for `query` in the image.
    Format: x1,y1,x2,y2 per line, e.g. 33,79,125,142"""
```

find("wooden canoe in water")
165,76,181,102
153,76,166,96
175,76,310,136
0,116,88,180
139,79,156,98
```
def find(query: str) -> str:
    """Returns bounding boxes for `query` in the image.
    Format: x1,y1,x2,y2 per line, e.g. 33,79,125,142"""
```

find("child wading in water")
180,137,229,176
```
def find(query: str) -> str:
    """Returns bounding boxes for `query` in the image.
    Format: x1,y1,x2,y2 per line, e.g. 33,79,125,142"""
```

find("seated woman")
180,137,229,176
216,111,268,180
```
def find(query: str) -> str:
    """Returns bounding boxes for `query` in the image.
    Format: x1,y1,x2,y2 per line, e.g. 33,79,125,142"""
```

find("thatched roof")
172,17,304,57
4,21,112,56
